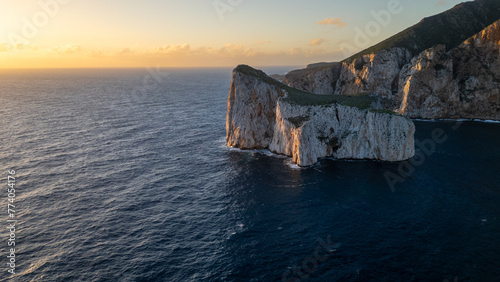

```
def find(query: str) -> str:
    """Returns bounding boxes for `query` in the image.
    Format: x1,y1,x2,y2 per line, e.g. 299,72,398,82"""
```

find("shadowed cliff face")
398,20,500,119
226,66,415,166
283,18,500,120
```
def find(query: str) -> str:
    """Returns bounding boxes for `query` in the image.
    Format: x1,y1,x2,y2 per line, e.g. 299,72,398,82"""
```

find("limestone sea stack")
226,65,415,166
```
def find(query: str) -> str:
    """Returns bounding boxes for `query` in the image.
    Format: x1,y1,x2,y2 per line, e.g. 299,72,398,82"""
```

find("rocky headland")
226,0,500,166
226,66,415,166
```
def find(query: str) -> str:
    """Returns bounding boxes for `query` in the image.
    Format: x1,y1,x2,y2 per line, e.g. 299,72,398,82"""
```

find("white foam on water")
413,119,439,122
475,119,500,123
217,136,228,149
285,159,302,170
254,149,275,156
413,118,500,123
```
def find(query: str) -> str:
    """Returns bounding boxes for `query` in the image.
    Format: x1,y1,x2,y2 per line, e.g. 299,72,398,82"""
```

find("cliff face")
269,100,415,166
397,45,458,118
343,0,500,61
336,48,413,99
283,64,341,94
398,20,500,119
283,19,500,120
226,65,415,166
226,69,286,149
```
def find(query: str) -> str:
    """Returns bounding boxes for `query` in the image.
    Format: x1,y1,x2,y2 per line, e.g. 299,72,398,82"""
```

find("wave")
413,118,500,123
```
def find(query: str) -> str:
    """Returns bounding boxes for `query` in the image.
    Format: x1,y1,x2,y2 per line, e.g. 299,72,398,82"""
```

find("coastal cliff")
226,68,286,149
282,0,500,120
226,1,500,165
269,100,414,166
226,65,415,166
398,20,500,119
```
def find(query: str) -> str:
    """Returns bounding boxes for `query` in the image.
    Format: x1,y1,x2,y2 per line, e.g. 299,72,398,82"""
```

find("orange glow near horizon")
0,0,465,69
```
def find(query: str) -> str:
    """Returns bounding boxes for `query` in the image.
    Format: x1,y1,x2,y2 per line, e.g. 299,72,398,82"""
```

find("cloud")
310,38,328,46
218,43,256,57
154,44,190,53
116,48,135,56
0,43,31,52
0,40,351,68
144,42,346,64
436,0,446,6
90,50,105,58
0,43,11,52
317,18,346,28
288,47,320,57
52,43,82,54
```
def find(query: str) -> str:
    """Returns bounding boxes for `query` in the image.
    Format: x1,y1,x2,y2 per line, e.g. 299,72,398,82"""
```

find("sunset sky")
0,0,464,68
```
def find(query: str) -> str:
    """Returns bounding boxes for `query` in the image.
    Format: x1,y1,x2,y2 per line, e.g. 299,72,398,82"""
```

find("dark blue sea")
0,68,499,281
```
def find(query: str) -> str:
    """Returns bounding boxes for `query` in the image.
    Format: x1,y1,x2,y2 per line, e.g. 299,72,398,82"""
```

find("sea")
0,68,499,281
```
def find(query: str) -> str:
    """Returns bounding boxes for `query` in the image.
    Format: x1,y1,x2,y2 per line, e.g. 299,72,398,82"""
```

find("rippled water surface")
0,68,499,281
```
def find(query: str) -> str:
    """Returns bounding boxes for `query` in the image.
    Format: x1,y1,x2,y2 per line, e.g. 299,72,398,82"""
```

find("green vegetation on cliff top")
234,65,377,110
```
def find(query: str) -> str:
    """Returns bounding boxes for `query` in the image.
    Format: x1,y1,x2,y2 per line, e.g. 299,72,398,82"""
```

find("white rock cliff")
226,66,415,166
269,100,415,166
336,48,413,100
226,68,286,149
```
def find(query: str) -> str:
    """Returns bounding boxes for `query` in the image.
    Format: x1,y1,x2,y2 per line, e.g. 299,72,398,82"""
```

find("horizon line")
0,65,304,70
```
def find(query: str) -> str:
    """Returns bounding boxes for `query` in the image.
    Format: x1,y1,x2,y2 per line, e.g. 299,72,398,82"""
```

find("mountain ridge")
345,0,500,62
285,0,500,80
280,0,500,120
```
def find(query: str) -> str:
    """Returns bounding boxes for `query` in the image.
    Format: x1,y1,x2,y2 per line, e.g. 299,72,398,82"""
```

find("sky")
0,0,465,68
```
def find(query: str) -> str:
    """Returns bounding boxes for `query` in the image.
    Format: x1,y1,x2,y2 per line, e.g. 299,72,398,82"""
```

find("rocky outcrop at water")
226,65,415,166
269,100,415,166
226,68,287,149
226,1,500,165
397,21,500,119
